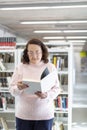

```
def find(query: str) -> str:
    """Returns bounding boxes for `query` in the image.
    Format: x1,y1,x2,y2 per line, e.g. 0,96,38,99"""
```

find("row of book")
52,55,68,70
0,72,12,77
0,37,16,46
0,53,14,71
0,42,16,47
0,93,15,110
54,112,68,118
0,37,16,49
0,77,11,87
58,75,68,85
0,72,12,87
54,95,68,110
0,53,14,63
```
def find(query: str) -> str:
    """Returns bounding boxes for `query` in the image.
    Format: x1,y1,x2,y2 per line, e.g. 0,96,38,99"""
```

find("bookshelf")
0,49,17,130
0,43,74,130
48,43,73,130
72,48,87,130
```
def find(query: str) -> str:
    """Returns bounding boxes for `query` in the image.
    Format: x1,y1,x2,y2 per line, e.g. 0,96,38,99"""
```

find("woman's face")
27,44,42,64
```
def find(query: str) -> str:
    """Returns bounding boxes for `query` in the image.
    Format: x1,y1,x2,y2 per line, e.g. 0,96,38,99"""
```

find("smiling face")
27,44,42,64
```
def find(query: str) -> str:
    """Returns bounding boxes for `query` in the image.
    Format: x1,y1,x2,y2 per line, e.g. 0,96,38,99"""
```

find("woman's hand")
17,81,28,90
35,91,48,99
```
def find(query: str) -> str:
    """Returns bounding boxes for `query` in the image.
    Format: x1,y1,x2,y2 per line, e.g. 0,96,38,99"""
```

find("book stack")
0,52,14,71
0,37,16,49
0,93,15,110
0,72,12,87
52,55,68,71
54,95,68,111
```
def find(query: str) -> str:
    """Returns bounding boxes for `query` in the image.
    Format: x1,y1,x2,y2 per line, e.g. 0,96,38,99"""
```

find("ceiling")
0,0,87,44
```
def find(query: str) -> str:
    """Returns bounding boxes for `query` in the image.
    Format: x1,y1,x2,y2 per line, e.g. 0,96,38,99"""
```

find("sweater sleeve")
9,63,24,97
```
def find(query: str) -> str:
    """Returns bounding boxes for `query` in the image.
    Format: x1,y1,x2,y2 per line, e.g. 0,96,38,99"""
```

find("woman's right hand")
17,81,29,90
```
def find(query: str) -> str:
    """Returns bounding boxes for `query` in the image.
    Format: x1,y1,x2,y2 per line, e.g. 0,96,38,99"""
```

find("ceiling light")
43,37,64,39
1,4,87,10
34,30,87,33
66,36,87,39
34,30,62,33
68,40,86,42
45,40,86,44
21,20,87,25
64,30,87,33
0,7,50,10
58,20,87,24
44,41,69,45
21,21,58,24
43,36,87,40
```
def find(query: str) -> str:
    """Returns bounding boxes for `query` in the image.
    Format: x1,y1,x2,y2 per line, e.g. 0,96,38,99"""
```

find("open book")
23,67,57,94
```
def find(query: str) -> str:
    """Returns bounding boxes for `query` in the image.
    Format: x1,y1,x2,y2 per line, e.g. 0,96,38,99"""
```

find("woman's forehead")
28,44,41,51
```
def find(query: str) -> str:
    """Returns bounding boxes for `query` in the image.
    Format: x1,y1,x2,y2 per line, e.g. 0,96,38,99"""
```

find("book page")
41,71,57,92
23,70,57,94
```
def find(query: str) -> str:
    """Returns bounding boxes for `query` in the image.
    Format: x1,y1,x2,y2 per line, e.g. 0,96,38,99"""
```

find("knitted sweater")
9,61,60,120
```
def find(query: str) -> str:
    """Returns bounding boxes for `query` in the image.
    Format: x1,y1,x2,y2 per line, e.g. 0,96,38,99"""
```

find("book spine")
53,56,57,67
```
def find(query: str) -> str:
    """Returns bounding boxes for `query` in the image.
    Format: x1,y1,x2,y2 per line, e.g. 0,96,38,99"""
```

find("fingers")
35,91,48,99
17,82,28,90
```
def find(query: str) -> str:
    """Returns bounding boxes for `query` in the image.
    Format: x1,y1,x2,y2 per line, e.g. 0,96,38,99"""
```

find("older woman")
9,38,60,130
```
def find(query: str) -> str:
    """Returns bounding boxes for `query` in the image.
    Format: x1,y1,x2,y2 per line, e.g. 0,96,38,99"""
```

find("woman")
9,38,60,130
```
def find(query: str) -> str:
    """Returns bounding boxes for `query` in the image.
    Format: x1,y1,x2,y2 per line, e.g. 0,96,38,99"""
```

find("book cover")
40,67,49,79
23,68,57,94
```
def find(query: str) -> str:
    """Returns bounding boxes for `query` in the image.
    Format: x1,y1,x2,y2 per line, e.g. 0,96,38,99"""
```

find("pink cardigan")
9,61,60,120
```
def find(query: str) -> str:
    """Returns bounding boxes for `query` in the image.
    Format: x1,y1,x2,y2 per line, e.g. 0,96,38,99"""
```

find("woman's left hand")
35,91,48,99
